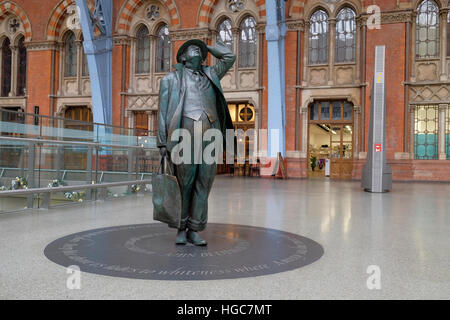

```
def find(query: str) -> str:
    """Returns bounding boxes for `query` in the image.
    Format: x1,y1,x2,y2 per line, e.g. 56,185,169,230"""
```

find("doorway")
308,100,354,179
64,106,93,170
220,102,256,176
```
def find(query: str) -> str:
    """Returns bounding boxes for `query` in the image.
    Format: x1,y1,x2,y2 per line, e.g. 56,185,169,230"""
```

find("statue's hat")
176,39,208,63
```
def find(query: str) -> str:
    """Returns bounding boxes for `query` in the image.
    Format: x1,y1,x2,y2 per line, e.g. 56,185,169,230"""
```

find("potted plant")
310,156,317,172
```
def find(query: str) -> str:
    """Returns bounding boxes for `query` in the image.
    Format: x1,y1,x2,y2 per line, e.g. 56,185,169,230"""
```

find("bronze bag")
152,156,182,229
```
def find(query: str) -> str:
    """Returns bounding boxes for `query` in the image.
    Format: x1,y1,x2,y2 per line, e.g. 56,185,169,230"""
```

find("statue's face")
183,45,203,63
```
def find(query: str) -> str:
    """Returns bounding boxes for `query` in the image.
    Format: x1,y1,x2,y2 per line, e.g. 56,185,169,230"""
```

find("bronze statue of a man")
156,39,236,246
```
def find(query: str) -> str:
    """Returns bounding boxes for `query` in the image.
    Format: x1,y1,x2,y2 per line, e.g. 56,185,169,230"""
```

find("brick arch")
197,0,266,27
46,0,96,41
0,1,32,41
116,0,180,34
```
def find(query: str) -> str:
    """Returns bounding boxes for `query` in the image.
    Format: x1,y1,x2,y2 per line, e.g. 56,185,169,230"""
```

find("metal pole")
26,142,35,209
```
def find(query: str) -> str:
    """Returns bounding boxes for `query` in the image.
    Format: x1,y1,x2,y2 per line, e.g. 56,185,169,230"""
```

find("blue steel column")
75,0,113,126
265,0,286,157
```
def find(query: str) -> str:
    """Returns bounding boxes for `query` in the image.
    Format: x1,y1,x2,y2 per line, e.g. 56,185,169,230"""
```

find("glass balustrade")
0,109,159,213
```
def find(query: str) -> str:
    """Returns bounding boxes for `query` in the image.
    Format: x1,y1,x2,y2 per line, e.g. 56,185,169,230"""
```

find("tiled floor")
0,176,449,299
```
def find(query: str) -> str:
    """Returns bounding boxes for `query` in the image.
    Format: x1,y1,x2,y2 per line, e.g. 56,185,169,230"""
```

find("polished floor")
0,177,449,299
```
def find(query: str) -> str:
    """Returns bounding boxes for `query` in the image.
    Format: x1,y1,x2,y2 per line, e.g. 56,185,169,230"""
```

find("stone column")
232,27,240,90
409,105,416,159
129,37,137,93
410,12,417,81
147,110,154,133
438,104,447,160
328,18,336,85
355,18,362,82
300,107,308,158
75,39,83,95
10,45,18,96
440,9,448,81
353,105,361,159
302,22,309,86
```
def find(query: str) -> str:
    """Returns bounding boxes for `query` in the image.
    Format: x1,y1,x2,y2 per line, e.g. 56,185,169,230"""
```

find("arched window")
136,25,150,74
155,24,170,73
336,7,356,63
416,0,440,59
239,16,257,68
1,38,12,97
16,36,27,96
64,32,77,77
309,10,329,65
218,18,233,50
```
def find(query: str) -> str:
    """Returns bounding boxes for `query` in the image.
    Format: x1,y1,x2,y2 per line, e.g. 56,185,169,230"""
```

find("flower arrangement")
48,179,67,188
10,177,28,190
64,191,86,202
131,184,141,193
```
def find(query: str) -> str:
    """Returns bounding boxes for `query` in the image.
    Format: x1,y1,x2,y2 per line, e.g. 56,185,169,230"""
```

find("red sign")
375,144,382,152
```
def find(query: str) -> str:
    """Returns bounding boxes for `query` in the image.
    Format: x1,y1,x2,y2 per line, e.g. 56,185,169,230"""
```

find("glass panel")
17,36,27,96
239,16,257,68
332,102,342,120
218,18,233,50
331,126,341,141
136,25,150,74
310,102,319,120
335,7,356,63
446,108,450,159
343,143,353,159
2,38,12,97
343,102,353,120
228,104,237,122
156,25,170,73
309,10,329,65
320,101,330,120
416,0,440,59
343,125,353,141
414,105,438,159
331,143,341,159
64,32,77,77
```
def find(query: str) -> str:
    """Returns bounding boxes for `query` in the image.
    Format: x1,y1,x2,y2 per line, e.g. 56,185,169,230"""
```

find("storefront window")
414,105,438,159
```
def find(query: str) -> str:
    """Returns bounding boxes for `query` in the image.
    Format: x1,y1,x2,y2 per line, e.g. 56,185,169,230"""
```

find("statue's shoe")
175,230,187,245
187,230,207,246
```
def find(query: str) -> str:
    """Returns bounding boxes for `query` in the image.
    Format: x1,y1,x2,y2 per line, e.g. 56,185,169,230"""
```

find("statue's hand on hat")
207,40,231,58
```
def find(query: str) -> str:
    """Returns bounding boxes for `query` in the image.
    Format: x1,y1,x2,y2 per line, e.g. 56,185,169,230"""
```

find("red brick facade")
1,0,450,181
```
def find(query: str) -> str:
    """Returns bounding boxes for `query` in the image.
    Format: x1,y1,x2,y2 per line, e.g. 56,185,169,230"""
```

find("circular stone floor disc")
44,223,324,281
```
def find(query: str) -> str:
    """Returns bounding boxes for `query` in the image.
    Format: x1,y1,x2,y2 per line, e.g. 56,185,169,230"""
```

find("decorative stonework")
7,16,20,34
286,19,305,31
113,35,131,46
239,71,256,88
24,41,59,51
336,66,354,85
360,10,413,25
82,79,91,95
409,84,450,103
146,4,160,21
228,0,245,13
221,73,233,90
169,28,210,41
64,80,78,95
127,94,159,111
416,62,438,82
116,0,180,34
309,68,328,86
0,1,32,41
